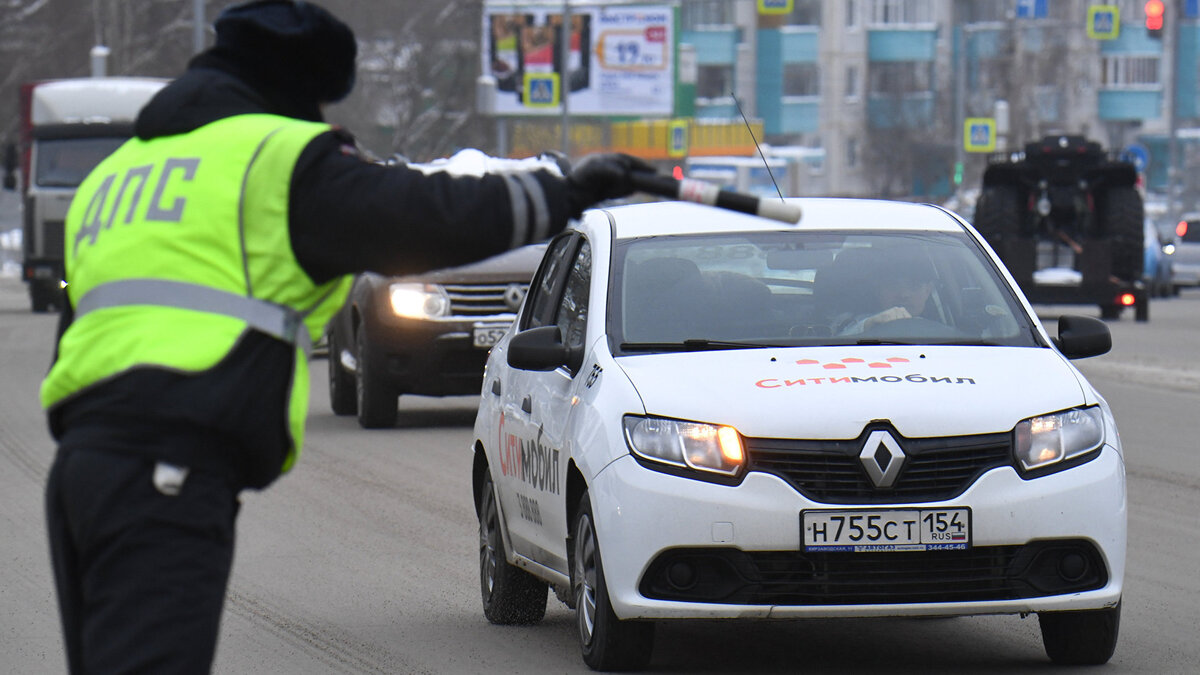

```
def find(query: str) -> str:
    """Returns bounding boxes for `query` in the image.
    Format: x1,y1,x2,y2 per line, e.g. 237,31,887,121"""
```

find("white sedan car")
471,198,1125,671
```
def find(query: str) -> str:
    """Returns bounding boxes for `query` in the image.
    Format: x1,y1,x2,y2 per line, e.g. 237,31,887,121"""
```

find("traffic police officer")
41,1,653,672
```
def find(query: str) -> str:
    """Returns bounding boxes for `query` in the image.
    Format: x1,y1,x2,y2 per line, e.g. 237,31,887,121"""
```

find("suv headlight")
388,283,450,319
623,415,744,477
1014,406,1104,475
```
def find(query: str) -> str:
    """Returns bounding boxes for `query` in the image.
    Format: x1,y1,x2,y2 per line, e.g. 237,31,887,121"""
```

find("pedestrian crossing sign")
1086,5,1120,40
524,73,560,108
964,118,996,153
668,119,689,158
758,0,793,14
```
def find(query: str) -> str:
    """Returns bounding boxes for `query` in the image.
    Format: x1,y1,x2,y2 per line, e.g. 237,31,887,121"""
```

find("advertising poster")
482,4,674,116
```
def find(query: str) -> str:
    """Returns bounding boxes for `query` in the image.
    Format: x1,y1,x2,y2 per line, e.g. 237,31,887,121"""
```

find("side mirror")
1053,315,1111,359
507,325,570,371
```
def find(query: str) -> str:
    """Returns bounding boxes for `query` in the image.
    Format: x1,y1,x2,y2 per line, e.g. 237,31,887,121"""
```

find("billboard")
482,4,674,116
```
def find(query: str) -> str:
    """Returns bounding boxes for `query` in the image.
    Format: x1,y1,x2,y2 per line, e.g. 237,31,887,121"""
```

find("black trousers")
46,447,240,674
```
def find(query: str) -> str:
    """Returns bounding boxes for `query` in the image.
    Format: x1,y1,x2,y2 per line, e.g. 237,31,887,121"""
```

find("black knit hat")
205,0,357,120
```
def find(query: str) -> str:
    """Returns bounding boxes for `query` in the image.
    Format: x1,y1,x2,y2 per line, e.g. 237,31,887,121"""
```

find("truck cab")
3,77,166,312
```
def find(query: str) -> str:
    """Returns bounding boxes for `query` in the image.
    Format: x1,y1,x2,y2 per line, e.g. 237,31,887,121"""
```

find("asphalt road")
1,276,1197,674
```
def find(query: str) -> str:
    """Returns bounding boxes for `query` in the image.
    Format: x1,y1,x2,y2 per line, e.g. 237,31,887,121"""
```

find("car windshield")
610,230,1039,353
35,137,127,188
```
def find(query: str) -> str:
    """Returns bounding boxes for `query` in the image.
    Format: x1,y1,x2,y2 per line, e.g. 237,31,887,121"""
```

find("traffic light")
1145,0,1165,38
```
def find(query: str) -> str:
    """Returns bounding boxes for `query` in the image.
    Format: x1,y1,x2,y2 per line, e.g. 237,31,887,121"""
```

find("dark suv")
326,244,545,428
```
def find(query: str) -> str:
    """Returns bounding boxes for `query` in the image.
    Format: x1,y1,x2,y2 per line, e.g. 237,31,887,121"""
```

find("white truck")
2,77,166,311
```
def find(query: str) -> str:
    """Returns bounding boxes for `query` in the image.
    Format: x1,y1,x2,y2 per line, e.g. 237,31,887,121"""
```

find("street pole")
561,1,571,156
953,15,965,189
193,0,206,54
1166,0,1181,218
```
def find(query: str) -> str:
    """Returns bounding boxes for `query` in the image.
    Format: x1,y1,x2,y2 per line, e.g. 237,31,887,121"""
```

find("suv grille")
746,432,1012,504
444,283,527,317
640,541,1107,605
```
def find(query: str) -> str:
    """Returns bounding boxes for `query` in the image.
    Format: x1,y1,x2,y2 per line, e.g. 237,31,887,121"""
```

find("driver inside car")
830,248,940,336
839,273,936,335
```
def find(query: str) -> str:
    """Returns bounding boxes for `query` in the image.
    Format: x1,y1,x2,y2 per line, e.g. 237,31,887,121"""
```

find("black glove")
565,152,656,217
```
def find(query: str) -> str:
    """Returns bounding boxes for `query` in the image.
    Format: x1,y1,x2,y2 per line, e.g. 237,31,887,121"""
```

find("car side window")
554,239,591,356
523,233,577,329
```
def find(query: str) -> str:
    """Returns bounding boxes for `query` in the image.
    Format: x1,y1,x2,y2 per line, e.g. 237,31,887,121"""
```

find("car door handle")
521,396,532,414
491,379,501,396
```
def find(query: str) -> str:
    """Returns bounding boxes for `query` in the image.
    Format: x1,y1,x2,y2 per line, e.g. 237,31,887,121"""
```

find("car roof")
596,198,966,240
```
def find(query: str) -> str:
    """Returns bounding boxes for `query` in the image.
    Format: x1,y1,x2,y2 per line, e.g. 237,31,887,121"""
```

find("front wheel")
1039,602,1120,665
573,490,654,671
327,328,357,416
355,326,398,428
478,473,548,624
974,185,1022,252
28,278,63,313
1096,187,1143,283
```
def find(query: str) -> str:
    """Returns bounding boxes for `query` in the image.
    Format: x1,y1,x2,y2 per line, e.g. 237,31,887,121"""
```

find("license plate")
801,508,970,552
472,324,509,348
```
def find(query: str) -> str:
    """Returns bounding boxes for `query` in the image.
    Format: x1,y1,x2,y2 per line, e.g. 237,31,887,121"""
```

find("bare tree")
861,59,955,199
330,0,487,160
1,0,489,161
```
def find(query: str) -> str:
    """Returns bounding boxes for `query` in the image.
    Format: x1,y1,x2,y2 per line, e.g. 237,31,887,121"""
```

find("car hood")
615,345,1090,439
401,244,547,284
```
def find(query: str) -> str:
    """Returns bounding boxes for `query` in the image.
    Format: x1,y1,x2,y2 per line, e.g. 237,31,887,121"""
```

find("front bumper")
1171,262,1200,287
361,314,510,396
589,447,1125,620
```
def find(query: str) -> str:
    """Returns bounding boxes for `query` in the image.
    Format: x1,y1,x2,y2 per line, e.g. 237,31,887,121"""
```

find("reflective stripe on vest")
74,278,315,356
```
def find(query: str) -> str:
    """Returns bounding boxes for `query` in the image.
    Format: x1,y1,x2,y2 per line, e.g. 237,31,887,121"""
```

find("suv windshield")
611,230,1038,352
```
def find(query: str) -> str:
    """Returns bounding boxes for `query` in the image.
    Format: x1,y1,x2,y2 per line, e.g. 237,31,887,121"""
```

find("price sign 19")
598,28,667,70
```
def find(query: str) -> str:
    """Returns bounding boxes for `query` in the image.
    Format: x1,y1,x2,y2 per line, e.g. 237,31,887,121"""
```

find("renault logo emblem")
859,430,905,488
504,284,527,311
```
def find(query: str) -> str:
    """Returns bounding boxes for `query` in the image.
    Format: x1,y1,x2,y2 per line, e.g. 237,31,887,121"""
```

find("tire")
354,326,398,428
327,328,357,416
572,490,654,671
1039,602,1120,665
478,473,548,625
1097,186,1143,282
1099,303,1122,321
974,185,1022,254
28,279,62,313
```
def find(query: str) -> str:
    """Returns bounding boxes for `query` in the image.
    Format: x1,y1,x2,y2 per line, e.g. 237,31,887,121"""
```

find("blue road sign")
964,118,996,152
1016,0,1047,19
1123,143,1150,173
523,73,560,107
1087,6,1119,40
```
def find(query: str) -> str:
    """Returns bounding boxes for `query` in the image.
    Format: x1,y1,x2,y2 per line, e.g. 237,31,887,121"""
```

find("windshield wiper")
854,338,1007,347
620,339,789,352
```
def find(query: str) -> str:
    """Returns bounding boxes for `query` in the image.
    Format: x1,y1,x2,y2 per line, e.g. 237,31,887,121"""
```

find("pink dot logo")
796,356,910,369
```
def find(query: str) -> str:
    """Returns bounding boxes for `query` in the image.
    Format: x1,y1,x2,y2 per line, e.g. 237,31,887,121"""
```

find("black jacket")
50,67,572,489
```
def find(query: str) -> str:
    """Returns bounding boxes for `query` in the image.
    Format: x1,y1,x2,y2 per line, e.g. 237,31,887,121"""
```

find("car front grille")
36,219,65,258
639,540,1107,606
444,283,528,317
745,432,1012,504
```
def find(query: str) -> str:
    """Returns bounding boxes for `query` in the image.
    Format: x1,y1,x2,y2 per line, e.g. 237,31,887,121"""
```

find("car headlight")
623,415,744,477
388,283,450,319
1014,406,1104,475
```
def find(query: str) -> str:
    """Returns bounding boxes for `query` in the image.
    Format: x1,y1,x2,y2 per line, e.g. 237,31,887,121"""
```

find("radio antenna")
731,92,784,201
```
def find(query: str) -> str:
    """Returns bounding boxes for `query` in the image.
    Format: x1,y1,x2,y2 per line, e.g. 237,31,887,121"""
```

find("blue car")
1144,218,1174,297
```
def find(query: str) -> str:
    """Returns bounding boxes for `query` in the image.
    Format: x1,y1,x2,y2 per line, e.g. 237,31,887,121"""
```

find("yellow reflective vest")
41,113,353,472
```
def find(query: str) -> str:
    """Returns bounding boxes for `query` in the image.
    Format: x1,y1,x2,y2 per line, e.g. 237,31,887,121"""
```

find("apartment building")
680,0,1199,202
